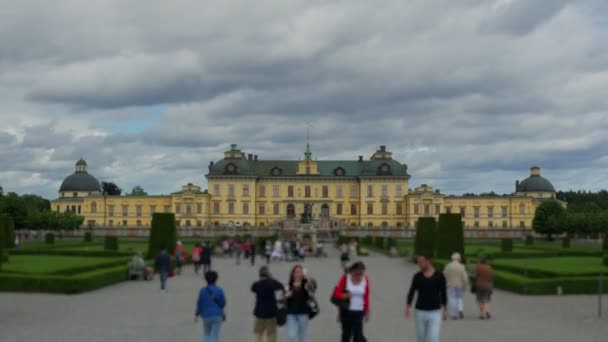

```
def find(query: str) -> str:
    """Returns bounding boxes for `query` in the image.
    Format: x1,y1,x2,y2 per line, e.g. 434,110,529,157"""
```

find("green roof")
206,159,410,178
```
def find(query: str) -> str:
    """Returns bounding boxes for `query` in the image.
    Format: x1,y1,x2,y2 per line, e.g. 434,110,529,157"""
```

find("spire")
304,122,313,161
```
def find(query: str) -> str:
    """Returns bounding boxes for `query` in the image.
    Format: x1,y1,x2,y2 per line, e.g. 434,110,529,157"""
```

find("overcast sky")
1,0,607,199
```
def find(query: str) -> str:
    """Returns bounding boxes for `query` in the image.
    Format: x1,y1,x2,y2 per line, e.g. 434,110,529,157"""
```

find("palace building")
51,145,559,230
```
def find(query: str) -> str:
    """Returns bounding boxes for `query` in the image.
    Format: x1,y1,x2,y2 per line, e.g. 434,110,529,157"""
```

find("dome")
59,159,102,193
517,167,555,193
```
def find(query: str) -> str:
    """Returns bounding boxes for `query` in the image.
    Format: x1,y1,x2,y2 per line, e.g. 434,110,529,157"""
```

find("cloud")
480,0,570,35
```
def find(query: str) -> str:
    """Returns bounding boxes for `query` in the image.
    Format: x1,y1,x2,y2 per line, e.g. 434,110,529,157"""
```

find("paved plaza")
0,250,606,342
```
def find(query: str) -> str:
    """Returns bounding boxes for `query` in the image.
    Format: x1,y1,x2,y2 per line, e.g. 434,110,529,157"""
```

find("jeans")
202,316,222,342
415,309,442,342
159,271,168,290
341,310,365,342
235,251,242,265
287,314,309,342
447,287,464,318
203,262,211,274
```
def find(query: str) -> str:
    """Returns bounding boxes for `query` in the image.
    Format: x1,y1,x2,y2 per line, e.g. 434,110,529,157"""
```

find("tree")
126,185,148,196
414,217,437,258
147,213,177,259
101,182,122,196
436,214,464,259
533,200,565,239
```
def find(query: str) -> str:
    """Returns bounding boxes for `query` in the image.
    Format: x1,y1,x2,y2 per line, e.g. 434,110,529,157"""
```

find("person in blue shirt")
195,270,226,342
155,247,171,292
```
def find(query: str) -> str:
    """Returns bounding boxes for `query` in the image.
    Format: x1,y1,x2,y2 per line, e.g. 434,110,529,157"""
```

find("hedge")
603,235,608,252
0,265,128,294
147,213,177,259
604,253,608,267
561,237,570,249
436,214,464,260
9,249,132,258
0,218,5,269
415,217,437,258
1,214,15,248
104,236,119,251
1,258,129,276
84,232,93,242
525,235,534,246
501,239,513,253
45,233,55,245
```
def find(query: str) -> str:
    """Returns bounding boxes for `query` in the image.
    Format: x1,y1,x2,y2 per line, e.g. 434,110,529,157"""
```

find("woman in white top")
332,261,370,342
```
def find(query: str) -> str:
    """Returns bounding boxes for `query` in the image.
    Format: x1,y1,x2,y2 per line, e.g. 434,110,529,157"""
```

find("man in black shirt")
251,266,285,342
406,255,447,342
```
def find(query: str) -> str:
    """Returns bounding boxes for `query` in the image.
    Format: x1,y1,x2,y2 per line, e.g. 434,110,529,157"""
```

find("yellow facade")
52,146,557,230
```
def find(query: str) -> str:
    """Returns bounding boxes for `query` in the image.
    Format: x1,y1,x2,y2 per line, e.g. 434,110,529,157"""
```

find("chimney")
530,166,541,177
515,180,520,191
248,154,253,160
380,145,386,152
254,155,258,161
209,161,214,166
358,156,363,162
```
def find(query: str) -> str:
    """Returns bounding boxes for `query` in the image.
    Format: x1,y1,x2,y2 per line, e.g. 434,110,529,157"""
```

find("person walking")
251,266,285,342
340,243,350,268
192,243,203,274
174,241,186,276
265,240,272,264
406,255,448,342
234,239,243,265
195,270,226,342
286,265,317,342
332,261,370,342
474,257,494,320
443,252,468,320
250,239,257,266
202,241,212,274
154,247,171,292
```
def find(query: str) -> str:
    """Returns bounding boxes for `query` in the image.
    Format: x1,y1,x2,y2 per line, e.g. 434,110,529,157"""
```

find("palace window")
501,206,508,218
337,204,343,215
213,203,220,214
474,207,480,218
474,221,479,227
242,184,249,196
519,203,526,215
288,186,294,198
228,184,235,197
136,220,142,227
435,205,440,215
77,206,81,214
445,206,452,214
73,192,78,198
243,203,249,215
322,186,329,198
197,220,202,227
382,203,388,215
176,220,181,227
108,220,114,226
520,221,525,228
487,206,494,218
424,205,430,215
314,188,319,198
396,185,403,197
336,186,343,198
213,184,220,196
367,203,373,215
381,185,388,197
136,205,142,217
306,166,311,174
460,207,466,217
367,185,374,197
350,204,357,215
197,204,202,214
414,204,419,215
273,203,279,215
351,185,358,198
175,204,181,213
163,205,171,213
186,205,192,214
305,186,311,198
259,203,265,215
489,221,494,228
150,205,156,214
122,220,127,226
273,185,280,197
122,205,129,217
228,203,234,214
502,221,508,228
259,185,266,197
91,202,97,214
396,203,403,215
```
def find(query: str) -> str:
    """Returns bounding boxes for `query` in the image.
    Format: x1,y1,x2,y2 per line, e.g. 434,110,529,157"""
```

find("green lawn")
1,255,123,274
492,257,608,276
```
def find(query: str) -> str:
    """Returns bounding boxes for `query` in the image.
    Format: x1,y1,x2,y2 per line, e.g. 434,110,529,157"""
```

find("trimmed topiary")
415,217,437,258
525,235,534,246
436,214,465,260
0,218,5,269
84,232,93,242
104,236,119,251
501,238,513,252
561,236,570,249
603,253,608,267
602,234,608,252
45,233,55,245
0,215,15,248
147,213,177,259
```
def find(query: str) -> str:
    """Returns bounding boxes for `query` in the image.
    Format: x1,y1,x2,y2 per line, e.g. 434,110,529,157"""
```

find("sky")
1,0,607,199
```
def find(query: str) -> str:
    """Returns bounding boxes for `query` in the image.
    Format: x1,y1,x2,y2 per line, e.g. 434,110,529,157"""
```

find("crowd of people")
145,239,494,342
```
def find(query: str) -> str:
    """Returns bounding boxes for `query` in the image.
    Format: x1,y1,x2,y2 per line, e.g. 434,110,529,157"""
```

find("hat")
177,241,182,246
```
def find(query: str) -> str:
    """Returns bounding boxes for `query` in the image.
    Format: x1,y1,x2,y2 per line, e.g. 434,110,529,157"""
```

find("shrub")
10,249,132,258
603,253,608,267
0,219,5,269
1,214,15,248
361,236,372,246
436,214,464,259
147,213,177,259
84,232,93,242
45,233,55,245
104,236,119,251
603,235,608,252
501,239,513,252
525,235,534,246
357,247,369,256
561,236,570,249
415,217,437,258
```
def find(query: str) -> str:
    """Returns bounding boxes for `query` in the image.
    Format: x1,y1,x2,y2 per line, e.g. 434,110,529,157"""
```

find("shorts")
476,283,493,303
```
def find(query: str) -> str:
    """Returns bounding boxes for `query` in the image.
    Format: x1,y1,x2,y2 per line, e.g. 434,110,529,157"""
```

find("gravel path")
0,250,606,342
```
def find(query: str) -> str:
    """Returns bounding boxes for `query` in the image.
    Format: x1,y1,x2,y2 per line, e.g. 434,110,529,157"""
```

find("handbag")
206,287,226,321
276,306,287,326
330,285,350,311
307,297,320,319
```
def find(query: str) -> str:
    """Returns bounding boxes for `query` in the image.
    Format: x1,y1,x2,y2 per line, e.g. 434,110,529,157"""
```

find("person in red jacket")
174,241,186,275
191,243,203,274
332,261,370,342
